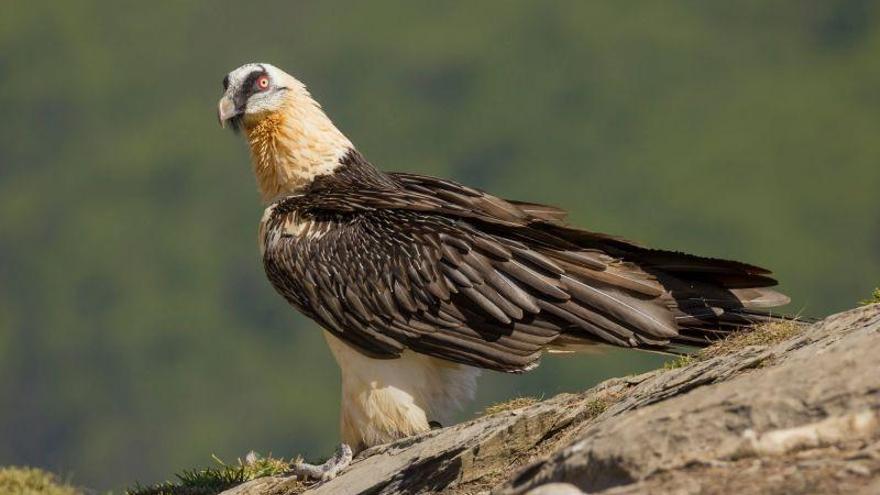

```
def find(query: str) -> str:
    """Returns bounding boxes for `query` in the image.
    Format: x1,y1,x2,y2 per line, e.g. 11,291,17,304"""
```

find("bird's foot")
292,443,353,482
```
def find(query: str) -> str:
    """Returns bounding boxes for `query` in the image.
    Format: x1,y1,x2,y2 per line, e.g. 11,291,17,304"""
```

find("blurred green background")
1,0,878,491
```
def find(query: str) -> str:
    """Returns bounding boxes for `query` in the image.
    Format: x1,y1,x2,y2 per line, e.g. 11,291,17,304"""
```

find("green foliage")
860,288,880,305
127,454,293,495
0,467,81,495
1,1,878,491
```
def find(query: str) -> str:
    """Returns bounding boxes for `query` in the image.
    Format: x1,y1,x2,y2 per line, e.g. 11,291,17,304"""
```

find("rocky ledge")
224,304,880,495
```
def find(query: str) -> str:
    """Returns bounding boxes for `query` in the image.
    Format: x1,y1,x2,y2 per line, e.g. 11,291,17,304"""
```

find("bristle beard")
229,115,243,134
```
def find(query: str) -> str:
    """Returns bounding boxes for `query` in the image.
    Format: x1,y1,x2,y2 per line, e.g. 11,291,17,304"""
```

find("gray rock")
525,483,586,495
222,305,880,495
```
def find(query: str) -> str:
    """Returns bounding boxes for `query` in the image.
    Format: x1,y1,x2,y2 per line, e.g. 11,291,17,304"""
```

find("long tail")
534,223,807,353
624,247,807,351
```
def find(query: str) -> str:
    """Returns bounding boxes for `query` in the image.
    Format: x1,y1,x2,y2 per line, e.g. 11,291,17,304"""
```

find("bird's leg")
292,443,353,482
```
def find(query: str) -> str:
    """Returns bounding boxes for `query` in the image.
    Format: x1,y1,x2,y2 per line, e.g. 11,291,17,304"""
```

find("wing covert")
264,203,576,371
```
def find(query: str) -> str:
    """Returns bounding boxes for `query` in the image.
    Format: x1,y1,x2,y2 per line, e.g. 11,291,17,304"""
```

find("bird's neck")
244,101,353,203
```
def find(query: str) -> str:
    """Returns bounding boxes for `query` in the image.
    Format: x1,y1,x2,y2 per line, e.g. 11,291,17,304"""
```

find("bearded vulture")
217,63,790,470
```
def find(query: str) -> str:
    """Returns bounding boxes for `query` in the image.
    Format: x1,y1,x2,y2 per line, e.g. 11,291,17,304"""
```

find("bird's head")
218,63,352,202
217,63,302,132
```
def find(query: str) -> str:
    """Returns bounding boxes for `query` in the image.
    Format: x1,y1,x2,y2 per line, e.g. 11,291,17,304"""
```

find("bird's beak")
217,94,240,128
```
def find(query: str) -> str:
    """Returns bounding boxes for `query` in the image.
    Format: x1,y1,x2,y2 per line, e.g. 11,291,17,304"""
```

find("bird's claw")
292,443,353,482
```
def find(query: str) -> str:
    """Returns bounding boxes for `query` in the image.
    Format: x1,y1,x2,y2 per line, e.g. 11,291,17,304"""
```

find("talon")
429,420,443,430
292,443,353,482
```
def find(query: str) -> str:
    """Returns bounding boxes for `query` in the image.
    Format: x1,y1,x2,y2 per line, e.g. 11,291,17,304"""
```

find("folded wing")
261,172,789,372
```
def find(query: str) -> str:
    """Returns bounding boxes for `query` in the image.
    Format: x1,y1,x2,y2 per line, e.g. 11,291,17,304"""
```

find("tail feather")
730,287,791,308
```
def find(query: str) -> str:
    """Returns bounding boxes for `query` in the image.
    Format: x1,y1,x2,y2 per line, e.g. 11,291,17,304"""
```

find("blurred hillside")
1,0,878,491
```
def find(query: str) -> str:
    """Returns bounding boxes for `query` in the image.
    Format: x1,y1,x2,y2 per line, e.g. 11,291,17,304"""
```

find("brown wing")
390,173,790,322
262,172,789,372
264,205,564,371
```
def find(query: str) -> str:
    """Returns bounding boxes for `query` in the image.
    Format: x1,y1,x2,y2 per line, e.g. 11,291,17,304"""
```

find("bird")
218,62,791,472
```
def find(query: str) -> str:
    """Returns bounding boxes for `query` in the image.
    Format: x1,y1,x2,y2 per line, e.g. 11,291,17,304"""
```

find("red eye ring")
256,75,270,90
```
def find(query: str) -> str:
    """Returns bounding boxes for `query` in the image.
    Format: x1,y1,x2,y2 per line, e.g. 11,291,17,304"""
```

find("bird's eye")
256,75,270,91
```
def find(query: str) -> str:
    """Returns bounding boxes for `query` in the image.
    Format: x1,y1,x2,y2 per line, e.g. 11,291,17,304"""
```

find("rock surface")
222,305,880,495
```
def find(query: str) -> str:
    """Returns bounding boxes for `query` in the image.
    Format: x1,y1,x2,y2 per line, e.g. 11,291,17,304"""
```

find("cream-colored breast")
323,331,480,452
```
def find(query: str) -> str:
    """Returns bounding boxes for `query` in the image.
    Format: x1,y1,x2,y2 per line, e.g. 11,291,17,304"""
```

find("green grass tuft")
126,453,294,495
0,466,81,495
663,320,805,370
662,354,696,370
860,288,880,306
479,396,540,416
583,395,612,418
699,320,803,360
